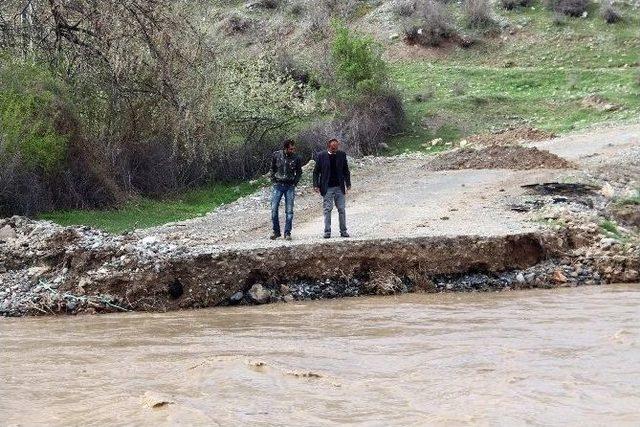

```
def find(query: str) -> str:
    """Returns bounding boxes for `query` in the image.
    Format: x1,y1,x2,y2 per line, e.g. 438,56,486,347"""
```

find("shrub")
214,57,317,150
402,0,456,47
222,13,253,34
250,0,280,9
0,61,69,172
342,93,405,155
464,0,498,29
546,0,590,16
275,50,318,88
0,61,122,215
330,24,389,99
304,0,362,39
500,0,534,10
299,92,405,157
0,147,48,216
288,1,306,16
600,1,622,23
393,0,417,17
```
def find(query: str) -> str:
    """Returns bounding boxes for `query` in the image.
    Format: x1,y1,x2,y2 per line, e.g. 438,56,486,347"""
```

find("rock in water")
248,283,270,304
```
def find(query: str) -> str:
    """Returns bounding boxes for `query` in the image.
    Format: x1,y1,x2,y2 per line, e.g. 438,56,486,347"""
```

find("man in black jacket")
313,138,351,238
270,139,302,240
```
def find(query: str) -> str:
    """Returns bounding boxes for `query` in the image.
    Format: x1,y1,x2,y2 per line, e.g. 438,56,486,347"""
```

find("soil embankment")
1,124,638,316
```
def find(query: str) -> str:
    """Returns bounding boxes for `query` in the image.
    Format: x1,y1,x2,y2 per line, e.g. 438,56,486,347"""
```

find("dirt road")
142,123,639,251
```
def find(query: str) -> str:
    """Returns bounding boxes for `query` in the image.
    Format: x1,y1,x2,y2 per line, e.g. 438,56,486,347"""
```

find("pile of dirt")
466,127,556,146
425,145,576,171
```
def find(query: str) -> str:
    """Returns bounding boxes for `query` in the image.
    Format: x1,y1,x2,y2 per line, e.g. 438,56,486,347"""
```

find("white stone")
0,225,17,240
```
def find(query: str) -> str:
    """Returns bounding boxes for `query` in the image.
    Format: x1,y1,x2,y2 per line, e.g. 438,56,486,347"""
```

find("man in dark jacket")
270,139,302,240
313,138,351,238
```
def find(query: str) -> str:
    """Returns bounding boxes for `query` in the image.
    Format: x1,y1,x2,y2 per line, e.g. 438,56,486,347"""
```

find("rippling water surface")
1,284,639,426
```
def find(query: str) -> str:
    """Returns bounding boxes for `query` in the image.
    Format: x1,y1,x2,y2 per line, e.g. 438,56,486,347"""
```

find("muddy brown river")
2,284,639,426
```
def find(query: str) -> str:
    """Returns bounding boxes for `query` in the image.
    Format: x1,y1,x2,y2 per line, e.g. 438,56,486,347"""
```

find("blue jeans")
271,183,295,235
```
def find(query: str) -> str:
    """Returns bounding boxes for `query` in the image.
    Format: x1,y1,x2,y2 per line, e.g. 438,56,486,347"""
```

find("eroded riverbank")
1,124,638,316
1,284,639,425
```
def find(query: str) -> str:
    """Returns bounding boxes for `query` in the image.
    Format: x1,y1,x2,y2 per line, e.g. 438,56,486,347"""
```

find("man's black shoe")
284,234,292,241
340,232,350,238
323,232,331,239
270,233,281,240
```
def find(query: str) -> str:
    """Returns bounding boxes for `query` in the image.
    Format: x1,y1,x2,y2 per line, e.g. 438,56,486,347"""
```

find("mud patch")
425,146,575,171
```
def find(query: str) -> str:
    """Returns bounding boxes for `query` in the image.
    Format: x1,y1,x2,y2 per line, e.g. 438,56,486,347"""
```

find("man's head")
283,139,296,155
327,138,340,154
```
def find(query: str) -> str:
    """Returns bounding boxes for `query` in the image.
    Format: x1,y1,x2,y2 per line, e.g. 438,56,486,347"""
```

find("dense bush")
0,1,320,216
222,13,253,34
600,2,623,23
299,92,405,157
500,0,534,10
402,0,456,47
464,0,498,29
546,0,590,16
0,62,69,172
0,61,122,215
393,0,417,16
330,24,389,99
0,1,404,217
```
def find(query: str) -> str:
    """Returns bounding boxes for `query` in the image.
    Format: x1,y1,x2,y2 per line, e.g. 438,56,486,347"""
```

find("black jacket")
271,150,302,186
313,151,351,196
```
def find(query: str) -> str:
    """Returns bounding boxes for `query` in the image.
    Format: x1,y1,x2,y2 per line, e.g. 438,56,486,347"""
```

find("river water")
1,284,639,426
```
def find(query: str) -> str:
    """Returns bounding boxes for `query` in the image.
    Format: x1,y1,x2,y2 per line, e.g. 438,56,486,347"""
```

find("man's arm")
343,152,351,189
270,152,277,182
313,153,321,189
294,156,303,186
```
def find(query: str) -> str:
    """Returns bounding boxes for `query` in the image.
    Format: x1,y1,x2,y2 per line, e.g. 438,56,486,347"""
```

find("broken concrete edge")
1,216,580,316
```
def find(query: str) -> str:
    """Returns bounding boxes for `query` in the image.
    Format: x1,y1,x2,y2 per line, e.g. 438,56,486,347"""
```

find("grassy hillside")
385,1,640,151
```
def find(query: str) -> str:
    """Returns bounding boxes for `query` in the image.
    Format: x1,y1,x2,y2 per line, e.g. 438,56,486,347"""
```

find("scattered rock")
230,291,244,303
0,225,17,240
553,270,568,283
248,283,270,304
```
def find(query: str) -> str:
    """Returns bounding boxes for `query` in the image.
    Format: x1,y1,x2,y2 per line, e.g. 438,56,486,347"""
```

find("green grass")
616,189,640,206
441,2,640,69
39,180,265,234
385,1,640,151
600,219,621,237
389,63,640,151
